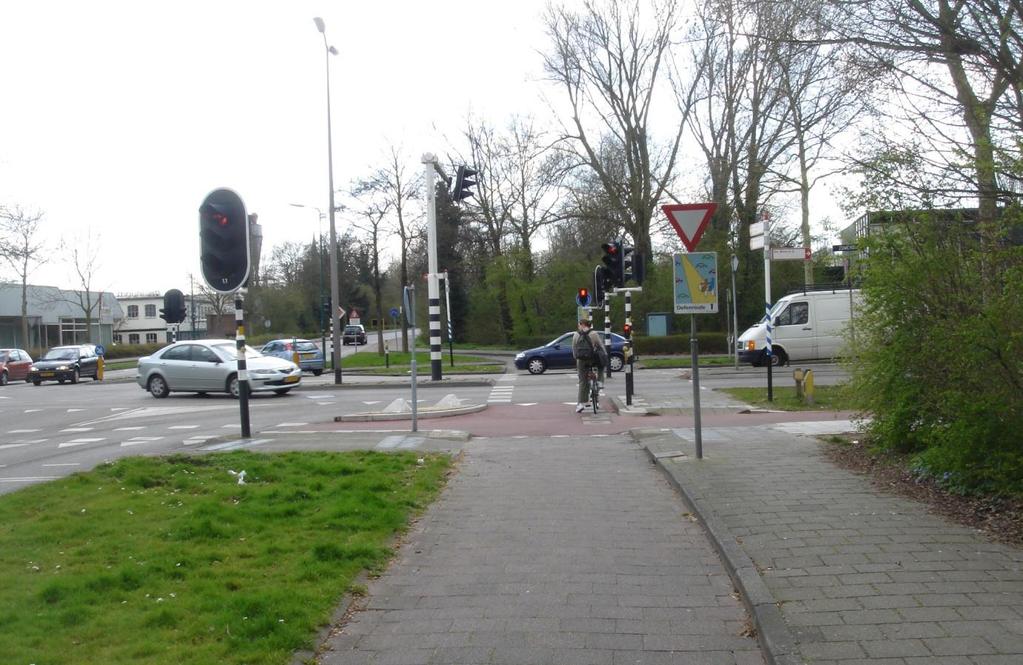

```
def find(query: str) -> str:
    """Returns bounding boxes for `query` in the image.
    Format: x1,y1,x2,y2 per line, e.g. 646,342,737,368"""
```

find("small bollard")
793,367,804,399
803,368,815,406
384,342,390,368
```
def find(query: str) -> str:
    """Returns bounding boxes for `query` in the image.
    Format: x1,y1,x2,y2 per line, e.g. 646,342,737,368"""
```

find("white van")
737,289,861,366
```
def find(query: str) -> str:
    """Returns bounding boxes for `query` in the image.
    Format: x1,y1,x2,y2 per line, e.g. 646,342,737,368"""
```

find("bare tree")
349,194,392,355
0,205,47,347
543,0,701,257
351,144,421,352
826,0,1023,229
60,231,105,343
195,281,232,319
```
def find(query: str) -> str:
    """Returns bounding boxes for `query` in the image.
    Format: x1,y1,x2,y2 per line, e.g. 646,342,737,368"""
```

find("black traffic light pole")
234,291,251,438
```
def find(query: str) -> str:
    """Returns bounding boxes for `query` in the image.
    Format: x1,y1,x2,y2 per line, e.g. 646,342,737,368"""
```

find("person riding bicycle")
572,318,609,413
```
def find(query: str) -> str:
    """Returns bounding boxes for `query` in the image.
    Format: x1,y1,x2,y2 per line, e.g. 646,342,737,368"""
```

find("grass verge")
0,450,451,665
639,355,735,369
719,384,857,411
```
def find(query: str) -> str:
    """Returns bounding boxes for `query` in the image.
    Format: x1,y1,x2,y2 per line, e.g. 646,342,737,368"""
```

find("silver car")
136,339,302,398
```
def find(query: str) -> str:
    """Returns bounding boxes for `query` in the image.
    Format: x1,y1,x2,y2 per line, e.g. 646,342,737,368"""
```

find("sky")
0,1,844,298
0,0,561,296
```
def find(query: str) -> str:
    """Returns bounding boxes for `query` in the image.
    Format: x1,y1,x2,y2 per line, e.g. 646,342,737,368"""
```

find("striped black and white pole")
625,290,633,406
603,294,612,360
442,271,455,367
423,153,444,380
234,291,251,438
763,210,773,401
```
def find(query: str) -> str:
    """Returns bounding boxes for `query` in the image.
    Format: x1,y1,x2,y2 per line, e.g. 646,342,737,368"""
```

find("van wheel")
769,349,788,367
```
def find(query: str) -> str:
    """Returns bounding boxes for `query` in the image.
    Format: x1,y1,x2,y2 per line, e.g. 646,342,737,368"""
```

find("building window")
145,304,157,318
113,334,122,344
146,333,158,344
129,333,140,344
127,305,138,318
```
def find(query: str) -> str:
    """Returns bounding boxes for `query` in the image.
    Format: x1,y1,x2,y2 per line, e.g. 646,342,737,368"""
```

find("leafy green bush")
102,343,166,359
847,209,1023,495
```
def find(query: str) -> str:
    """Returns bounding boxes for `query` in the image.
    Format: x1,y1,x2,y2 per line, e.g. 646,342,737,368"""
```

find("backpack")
573,331,596,361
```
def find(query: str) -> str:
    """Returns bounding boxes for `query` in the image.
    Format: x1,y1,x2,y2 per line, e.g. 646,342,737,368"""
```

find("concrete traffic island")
335,393,487,422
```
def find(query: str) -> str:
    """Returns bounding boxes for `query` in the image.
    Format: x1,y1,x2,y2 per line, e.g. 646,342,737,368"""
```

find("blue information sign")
389,307,400,319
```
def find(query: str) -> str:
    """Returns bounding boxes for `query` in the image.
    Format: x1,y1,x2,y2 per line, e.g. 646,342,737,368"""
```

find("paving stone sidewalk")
318,436,763,665
641,424,1023,665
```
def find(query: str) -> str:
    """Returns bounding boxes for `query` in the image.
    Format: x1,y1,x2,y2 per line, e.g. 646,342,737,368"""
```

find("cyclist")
572,318,609,413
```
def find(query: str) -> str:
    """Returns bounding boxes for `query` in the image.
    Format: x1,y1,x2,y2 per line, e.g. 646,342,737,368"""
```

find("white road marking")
42,463,81,467
222,424,240,429
114,427,146,431
183,436,216,446
168,425,199,430
24,408,42,413
276,422,308,427
362,401,382,405
0,443,30,450
0,476,59,483
121,437,164,446
202,438,273,451
8,429,40,433
110,407,129,411
60,427,94,433
304,393,335,399
516,403,537,406
66,408,85,413
58,438,106,448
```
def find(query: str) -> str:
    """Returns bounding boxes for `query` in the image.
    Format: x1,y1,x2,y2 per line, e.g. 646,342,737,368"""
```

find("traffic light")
593,265,613,305
451,165,478,202
576,287,591,307
622,322,633,338
161,289,186,324
601,240,623,287
622,245,645,285
199,188,250,293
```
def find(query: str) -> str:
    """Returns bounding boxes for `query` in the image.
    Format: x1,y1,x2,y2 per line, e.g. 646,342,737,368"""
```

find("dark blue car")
514,332,627,375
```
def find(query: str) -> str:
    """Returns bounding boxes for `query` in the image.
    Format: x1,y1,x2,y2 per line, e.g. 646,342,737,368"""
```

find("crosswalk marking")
122,437,164,447
168,425,199,430
8,429,40,433
60,427,94,433
0,443,31,450
277,422,308,427
114,426,145,431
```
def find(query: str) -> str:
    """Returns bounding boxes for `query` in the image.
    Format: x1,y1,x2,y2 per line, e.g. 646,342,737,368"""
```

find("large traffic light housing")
160,289,187,324
199,188,249,293
452,165,478,202
622,245,646,285
593,264,613,305
601,240,623,288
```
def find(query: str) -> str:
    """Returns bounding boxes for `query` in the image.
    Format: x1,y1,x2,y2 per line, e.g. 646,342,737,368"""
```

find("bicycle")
586,363,601,414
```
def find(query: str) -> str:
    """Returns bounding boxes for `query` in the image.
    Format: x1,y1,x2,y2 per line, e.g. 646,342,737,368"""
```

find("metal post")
603,295,611,360
405,285,419,433
423,154,443,381
234,291,251,438
442,271,454,367
314,22,343,385
764,217,773,402
691,314,702,459
731,254,739,371
625,290,633,406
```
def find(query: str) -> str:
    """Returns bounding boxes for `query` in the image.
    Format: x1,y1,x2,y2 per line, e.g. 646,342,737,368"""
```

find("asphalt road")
0,359,847,494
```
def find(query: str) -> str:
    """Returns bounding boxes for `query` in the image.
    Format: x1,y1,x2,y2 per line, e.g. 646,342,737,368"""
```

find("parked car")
738,288,862,367
136,339,302,398
260,338,324,375
0,348,33,385
27,345,101,385
514,332,628,375
342,324,367,345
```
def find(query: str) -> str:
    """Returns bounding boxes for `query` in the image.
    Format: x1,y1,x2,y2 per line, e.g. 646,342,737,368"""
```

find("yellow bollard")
97,356,104,381
292,337,300,367
792,368,804,399
803,369,815,406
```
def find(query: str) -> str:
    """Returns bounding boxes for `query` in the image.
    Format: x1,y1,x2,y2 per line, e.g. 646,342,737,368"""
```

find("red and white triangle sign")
662,203,718,252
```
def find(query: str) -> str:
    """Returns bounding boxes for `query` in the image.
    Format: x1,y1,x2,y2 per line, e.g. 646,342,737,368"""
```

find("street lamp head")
328,46,338,56
313,17,325,33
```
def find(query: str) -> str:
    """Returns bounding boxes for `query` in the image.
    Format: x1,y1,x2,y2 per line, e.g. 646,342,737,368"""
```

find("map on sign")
673,252,718,314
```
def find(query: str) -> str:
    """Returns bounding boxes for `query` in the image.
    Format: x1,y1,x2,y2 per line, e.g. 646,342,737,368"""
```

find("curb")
632,430,804,665
300,379,495,390
335,403,487,422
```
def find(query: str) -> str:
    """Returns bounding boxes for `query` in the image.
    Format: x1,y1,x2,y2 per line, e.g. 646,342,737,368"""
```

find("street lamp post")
289,203,328,366
313,17,342,384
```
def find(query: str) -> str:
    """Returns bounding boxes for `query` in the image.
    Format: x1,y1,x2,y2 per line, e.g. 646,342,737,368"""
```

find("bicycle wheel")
590,370,600,414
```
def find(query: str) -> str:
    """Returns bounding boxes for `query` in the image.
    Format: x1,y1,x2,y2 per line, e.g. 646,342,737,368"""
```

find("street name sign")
672,252,718,314
771,247,811,261
663,203,717,252
832,244,857,252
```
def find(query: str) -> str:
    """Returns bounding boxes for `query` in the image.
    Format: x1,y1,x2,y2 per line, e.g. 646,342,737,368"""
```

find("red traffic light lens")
213,212,229,227
579,288,588,297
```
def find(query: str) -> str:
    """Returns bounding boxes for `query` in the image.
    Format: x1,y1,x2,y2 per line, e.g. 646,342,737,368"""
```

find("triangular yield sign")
662,203,718,252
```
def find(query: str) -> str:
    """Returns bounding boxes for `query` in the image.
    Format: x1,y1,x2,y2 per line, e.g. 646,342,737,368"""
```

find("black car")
342,324,367,345
27,345,101,385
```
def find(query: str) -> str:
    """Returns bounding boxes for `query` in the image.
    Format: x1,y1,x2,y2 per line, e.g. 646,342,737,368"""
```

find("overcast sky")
0,0,561,296
1,1,844,298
